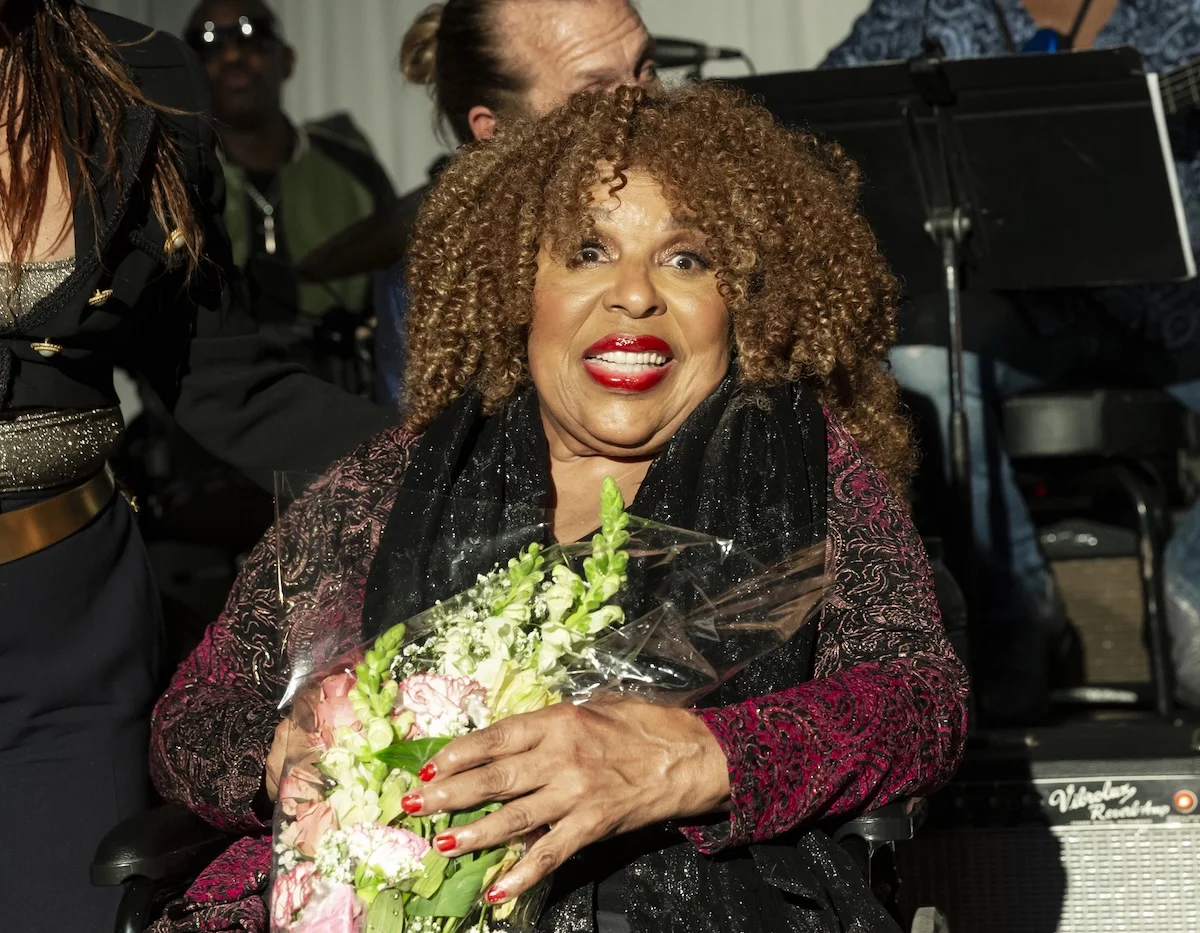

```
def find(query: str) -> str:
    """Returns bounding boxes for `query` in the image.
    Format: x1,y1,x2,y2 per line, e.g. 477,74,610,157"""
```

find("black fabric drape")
362,370,826,641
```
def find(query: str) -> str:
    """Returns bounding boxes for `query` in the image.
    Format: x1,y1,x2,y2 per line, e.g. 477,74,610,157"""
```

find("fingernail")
400,793,423,814
434,833,456,853
418,762,437,782
485,886,507,904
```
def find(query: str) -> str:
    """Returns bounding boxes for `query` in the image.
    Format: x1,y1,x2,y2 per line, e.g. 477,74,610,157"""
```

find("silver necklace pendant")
244,180,278,255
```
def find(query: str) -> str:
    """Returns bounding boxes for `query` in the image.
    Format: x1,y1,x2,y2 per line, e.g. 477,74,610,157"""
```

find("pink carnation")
293,880,362,933
271,862,316,931
355,824,431,880
313,672,362,750
398,673,487,737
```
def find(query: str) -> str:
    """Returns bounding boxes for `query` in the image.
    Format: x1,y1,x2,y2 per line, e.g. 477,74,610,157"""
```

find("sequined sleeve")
681,415,970,852
148,428,414,833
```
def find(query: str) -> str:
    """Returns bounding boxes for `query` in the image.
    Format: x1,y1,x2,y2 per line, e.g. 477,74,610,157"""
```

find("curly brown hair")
403,82,915,491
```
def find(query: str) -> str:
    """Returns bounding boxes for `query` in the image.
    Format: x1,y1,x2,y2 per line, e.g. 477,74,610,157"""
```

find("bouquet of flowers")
269,477,828,933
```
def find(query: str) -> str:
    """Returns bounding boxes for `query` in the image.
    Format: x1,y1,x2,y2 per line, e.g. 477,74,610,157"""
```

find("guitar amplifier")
896,722,1200,933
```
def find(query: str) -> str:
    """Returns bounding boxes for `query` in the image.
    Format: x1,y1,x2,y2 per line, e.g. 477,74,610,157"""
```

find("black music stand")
731,47,1193,610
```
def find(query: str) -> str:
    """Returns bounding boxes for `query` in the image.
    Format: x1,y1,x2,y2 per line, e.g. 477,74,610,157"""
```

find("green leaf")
449,801,501,829
406,848,506,917
410,849,450,900
365,888,405,933
375,737,452,773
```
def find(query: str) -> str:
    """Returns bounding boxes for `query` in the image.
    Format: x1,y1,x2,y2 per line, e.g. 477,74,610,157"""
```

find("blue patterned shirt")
823,0,1200,347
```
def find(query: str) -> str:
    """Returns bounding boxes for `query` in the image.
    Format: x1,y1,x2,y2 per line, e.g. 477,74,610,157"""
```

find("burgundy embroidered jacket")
147,416,969,932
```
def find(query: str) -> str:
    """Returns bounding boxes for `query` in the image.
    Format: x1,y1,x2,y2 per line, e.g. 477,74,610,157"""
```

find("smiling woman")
403,84,913,493
149,83,968,933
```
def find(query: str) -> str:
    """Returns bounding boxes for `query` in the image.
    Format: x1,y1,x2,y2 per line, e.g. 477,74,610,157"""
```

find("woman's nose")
604,265,663,319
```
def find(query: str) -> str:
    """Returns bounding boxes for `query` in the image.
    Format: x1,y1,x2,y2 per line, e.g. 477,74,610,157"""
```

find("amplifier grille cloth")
898,825,1200,933
1051,557,1150,684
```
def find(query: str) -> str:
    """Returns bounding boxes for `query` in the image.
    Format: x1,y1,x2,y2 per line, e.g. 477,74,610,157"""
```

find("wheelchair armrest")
833,798,928,850
91,803,232,887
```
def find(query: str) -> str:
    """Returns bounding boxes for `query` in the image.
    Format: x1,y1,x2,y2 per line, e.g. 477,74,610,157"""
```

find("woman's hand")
399,700,731,903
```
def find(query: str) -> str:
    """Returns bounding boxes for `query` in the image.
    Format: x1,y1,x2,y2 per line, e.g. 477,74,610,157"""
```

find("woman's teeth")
587,350,670,368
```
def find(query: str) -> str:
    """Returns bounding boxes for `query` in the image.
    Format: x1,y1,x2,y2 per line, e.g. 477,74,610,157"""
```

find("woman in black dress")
0,3,393,930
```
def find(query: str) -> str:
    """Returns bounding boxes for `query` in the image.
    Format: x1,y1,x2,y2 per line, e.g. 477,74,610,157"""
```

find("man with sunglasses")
184,0,395,392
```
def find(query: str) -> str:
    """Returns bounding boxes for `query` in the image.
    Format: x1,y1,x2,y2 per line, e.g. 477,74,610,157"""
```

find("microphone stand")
902,45,979,629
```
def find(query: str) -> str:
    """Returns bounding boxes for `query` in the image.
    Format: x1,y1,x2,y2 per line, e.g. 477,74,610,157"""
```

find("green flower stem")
490,544,546,617
354,622,409,721
562,477,630,631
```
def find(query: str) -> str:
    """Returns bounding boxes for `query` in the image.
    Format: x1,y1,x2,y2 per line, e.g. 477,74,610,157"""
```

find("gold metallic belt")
0,466,117,565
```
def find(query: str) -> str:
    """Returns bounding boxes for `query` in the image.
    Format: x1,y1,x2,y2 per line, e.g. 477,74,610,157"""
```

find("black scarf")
361,369,828,694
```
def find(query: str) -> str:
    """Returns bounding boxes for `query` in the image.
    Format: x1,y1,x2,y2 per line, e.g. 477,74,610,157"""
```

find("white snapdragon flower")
543,564,584,624
536,623,581,674
318,746,360,789
434,627,477,680
337,727,371,759
365,717,395,754
478,616,518,660
472,654,507,700
584,604,624,634
326,783,381,827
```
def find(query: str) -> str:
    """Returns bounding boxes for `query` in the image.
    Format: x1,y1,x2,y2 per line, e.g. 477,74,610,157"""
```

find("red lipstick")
582,334,675,392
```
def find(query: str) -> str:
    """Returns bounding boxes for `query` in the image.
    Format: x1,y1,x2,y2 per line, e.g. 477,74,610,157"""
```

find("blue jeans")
892,343,1200,712
373,263,408,405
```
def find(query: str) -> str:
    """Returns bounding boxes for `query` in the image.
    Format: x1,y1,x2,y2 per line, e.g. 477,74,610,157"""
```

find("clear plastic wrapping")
268,474,828,932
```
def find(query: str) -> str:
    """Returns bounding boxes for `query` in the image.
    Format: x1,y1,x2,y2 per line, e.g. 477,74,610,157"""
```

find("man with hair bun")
305,0,660,403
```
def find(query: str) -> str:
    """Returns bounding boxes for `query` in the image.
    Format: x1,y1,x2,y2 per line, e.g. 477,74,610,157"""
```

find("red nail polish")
418,762,437,782
485,886,507,904
400,793,422,814
434,833,456,853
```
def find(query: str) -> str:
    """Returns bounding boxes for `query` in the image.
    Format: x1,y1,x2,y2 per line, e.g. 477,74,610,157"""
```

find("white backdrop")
91,0,870,192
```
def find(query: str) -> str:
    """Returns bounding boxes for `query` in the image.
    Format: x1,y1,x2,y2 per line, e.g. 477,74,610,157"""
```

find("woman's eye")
668,251,710,272
570,243,606,266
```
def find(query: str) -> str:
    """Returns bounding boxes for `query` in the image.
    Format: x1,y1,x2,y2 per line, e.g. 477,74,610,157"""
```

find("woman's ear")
468,105,498,141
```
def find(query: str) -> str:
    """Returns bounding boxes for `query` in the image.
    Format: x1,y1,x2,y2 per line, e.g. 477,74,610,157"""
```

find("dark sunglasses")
185,16,280,60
